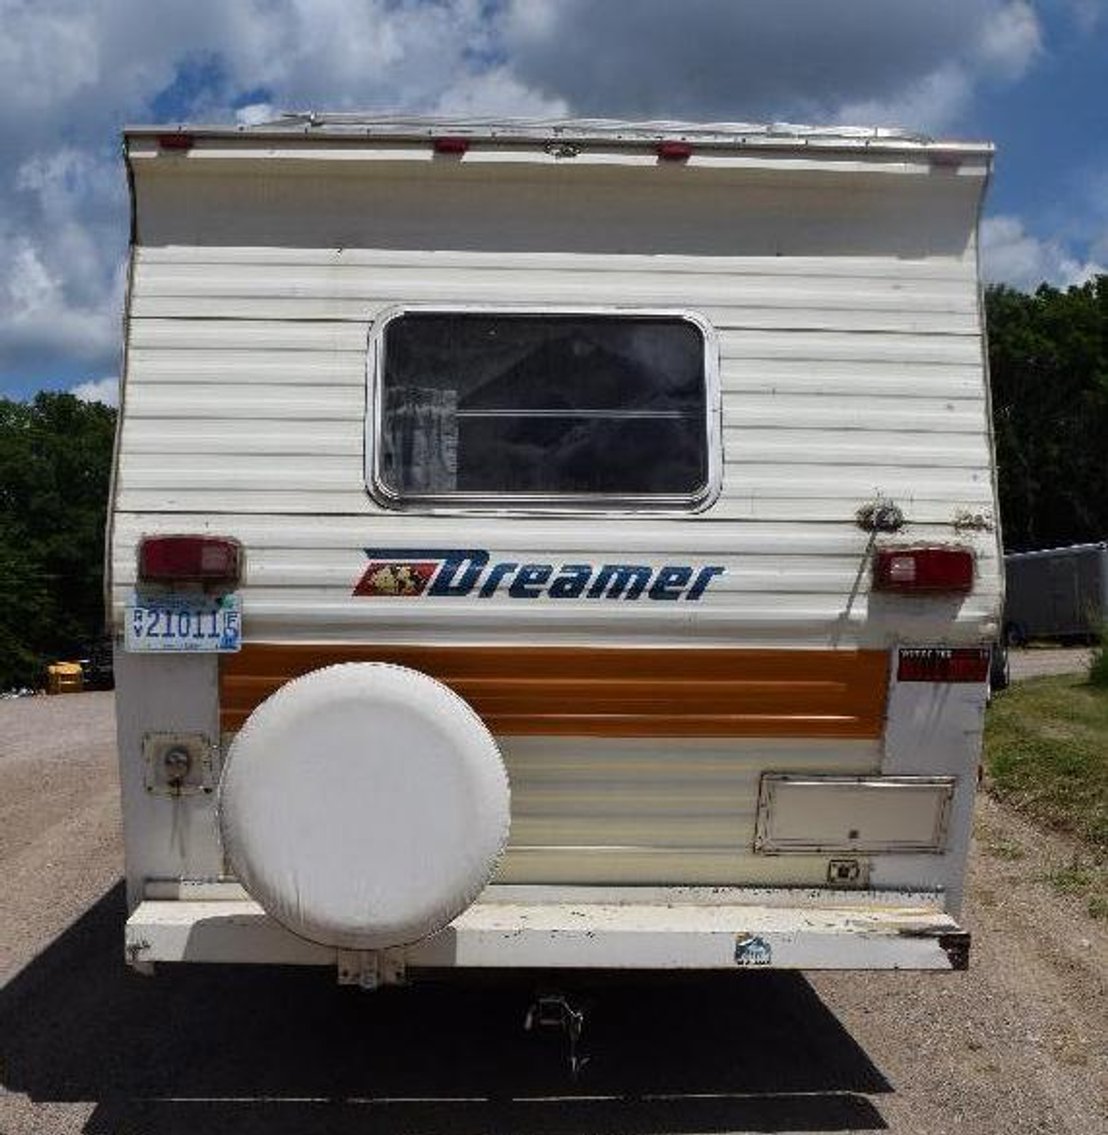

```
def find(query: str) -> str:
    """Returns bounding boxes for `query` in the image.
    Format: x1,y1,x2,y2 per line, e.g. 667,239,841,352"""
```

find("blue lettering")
509,564,552,598
548,564,593,599
428,550,489,596
358,548,726,603
649,565,693,600
685,565,725,601
587,565,653,600
478,561,518,598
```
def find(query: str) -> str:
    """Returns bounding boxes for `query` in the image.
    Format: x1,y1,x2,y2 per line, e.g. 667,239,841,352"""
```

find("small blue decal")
735,934,772,967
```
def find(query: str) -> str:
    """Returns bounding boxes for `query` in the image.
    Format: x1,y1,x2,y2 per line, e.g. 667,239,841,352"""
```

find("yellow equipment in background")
47,662,84,695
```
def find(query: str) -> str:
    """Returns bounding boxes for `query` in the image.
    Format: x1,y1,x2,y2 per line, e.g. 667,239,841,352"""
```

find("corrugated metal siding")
113,512,998,647
218,644,890,737
110,245,994,649
495,736,879,884
115,255,997,539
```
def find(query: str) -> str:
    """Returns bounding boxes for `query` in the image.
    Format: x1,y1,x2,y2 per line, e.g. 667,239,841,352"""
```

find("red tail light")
873,547,974,593
898,647,990,683
139,536,241,584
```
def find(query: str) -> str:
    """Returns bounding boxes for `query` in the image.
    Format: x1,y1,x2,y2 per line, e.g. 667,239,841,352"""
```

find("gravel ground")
1009,647,1094,681
1,692,1105,1134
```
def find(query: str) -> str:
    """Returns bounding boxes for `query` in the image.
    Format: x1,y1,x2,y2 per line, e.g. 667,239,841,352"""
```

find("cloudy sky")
1,0,1106,405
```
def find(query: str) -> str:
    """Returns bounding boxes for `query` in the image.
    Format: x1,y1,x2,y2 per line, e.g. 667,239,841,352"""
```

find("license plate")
125,593,242,653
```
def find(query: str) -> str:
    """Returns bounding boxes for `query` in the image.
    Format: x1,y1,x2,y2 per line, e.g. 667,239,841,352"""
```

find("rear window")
369,310,716,509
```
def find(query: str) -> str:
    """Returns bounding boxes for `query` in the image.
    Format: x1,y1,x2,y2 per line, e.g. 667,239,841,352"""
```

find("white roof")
125,112,993,159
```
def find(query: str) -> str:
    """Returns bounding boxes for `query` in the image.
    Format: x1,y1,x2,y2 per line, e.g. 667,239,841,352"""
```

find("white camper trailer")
110,116,1000,983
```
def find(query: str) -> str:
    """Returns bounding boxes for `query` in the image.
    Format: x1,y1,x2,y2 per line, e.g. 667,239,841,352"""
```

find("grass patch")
983,837,1026,861
974,817,1027,860
986,674,1108,846
1045,859,1101,895
985,674,1108,918
1041,858,1108,920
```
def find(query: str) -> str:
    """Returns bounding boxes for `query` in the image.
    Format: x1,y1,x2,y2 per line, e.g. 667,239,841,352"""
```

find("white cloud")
0,230,121,368
235,102,278,127
0,0,509,384
1065,0,1105,33
976,1,1042,79
981,215,1105,291
0,0,1084,396
0,4,101,115
499,0,1043,131
70,376,118,407
434,68,568,118
836,66,972,133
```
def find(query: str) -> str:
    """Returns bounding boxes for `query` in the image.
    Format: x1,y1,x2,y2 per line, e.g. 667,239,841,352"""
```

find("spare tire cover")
219,663,510,950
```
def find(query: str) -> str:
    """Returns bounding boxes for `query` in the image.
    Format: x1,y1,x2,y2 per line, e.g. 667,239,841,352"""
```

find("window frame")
364,305,722,514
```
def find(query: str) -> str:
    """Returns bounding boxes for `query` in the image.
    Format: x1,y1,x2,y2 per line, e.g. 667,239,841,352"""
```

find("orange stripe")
220,645,889,738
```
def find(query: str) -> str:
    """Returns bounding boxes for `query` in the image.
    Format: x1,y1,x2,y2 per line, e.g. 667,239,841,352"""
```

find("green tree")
986,277,1108,550
0,392,116,688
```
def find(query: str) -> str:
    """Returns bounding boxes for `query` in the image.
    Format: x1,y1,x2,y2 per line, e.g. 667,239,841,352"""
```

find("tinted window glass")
377,313,709,501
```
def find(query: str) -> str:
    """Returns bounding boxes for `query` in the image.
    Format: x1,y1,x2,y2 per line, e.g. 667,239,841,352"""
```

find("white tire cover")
219,663,510,951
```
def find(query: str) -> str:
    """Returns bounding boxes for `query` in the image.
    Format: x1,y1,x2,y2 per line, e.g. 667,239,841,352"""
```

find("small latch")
827,858,868,887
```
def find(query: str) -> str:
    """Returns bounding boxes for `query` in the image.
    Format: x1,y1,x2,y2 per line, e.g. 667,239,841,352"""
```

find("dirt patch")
812,794,1108,1134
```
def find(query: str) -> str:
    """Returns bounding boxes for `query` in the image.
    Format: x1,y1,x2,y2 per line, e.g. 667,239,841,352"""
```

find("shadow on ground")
1,884,891,1134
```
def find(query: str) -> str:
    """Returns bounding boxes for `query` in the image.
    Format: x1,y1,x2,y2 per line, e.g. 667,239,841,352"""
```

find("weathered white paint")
113,650,224,910
126,886,964,971
495,736,880,886
876,674,990,915
754,775,955,853
110,117,998,967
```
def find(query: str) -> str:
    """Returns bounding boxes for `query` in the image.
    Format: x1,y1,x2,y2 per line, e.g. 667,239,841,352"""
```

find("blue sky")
1,0,1105,405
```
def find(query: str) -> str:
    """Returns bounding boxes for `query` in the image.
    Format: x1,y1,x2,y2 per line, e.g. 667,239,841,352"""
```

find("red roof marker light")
157,133,194,152
432,136,469,155
657,141,693,162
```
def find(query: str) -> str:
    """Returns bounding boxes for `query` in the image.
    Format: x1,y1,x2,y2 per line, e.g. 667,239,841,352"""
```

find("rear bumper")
125,886,969,975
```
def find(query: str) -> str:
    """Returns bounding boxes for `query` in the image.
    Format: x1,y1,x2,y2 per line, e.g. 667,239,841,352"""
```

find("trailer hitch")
524,992,589,1078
